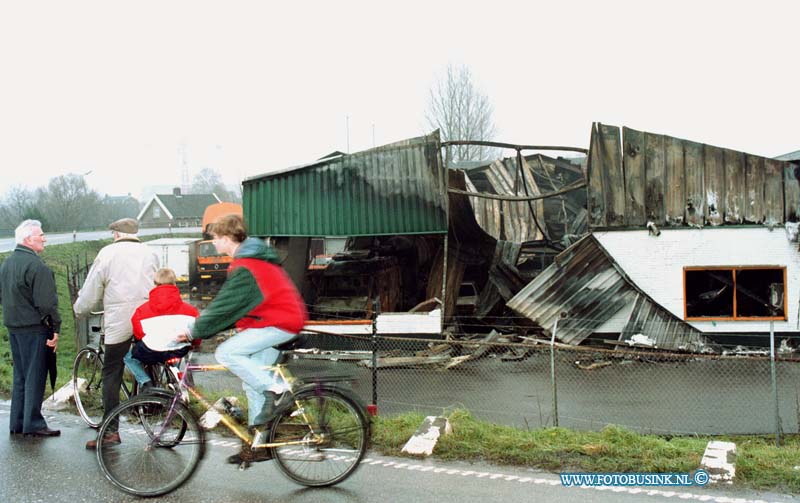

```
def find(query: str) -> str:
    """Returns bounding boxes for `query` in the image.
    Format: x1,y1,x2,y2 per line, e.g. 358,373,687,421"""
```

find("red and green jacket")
189,237,307,340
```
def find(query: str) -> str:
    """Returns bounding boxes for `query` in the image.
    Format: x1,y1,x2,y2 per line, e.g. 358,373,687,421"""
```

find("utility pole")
179,142,190,194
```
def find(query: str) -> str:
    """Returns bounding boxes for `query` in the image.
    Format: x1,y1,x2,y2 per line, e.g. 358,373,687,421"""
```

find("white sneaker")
251,428,265,447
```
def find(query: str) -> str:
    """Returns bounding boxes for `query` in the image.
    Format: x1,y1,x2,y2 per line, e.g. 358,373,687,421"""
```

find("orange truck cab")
195,202,243,297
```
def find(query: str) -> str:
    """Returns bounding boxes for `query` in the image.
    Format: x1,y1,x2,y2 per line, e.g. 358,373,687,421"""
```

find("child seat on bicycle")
124,268,199,390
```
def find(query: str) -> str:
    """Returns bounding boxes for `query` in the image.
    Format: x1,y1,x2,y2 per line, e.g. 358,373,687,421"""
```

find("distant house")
137,188,220,228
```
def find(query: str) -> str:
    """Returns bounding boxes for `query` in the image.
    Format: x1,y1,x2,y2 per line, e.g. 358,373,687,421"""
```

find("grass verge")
371,410,800,494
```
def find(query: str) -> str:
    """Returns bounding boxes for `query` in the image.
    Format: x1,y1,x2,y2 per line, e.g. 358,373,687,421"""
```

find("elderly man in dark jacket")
0,219,61,437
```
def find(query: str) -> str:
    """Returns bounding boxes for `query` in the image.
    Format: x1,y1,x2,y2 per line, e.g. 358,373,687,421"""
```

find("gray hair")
15,219,42,244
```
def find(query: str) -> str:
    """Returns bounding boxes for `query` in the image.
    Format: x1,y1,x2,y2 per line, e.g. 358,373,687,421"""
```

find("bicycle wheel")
73,347,136,428
136,390,188,447
73,348,104,428
121,366,136,399
145,362,182,395
269,387,369,487
96,395,205,497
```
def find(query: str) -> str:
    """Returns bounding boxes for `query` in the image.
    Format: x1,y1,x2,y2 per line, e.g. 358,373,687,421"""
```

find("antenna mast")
180,142,191,194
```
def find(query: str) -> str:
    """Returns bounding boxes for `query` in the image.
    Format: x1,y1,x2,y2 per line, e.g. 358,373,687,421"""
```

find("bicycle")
95,334,370,497
72,311,182,428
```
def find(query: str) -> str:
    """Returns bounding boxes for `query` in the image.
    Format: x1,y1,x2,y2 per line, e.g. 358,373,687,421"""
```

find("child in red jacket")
123,268,199,390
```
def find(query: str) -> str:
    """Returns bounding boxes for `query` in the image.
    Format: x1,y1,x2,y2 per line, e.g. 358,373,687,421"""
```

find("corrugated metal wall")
463,153,587,244
507,234,708,350
243,132,448,237
588,123,797,229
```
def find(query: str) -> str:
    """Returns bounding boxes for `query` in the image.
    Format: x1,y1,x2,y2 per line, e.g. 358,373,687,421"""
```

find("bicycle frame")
153,357,322,450
96,348,369,496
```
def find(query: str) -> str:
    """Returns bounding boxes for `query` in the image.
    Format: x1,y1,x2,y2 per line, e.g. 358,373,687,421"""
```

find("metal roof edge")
243,131,441,184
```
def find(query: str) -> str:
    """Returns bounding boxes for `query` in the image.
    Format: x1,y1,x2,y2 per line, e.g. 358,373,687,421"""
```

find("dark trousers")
8,329,49,434
102,341,131,432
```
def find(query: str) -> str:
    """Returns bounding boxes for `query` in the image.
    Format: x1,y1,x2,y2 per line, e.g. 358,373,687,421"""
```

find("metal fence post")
770,321,781,446
550,318,559,427
370,300,379,415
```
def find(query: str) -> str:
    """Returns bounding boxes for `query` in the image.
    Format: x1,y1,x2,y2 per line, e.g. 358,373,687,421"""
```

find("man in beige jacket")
74,217,159,449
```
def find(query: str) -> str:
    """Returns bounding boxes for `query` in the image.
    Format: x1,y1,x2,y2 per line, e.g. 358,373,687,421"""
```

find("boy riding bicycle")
176,215,308,464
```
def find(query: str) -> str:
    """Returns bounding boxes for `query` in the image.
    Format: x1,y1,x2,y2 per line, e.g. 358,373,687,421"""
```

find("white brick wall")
594,227,800,334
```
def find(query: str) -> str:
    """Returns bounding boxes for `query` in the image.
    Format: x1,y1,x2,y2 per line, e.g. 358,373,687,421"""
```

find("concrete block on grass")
700,440,736,484
401,416,452,456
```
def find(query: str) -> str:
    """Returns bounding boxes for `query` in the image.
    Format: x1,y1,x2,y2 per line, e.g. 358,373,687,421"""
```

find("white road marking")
354,458,782,503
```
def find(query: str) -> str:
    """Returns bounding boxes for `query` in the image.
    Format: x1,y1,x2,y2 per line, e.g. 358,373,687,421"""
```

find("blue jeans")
123,348,151,386
214,326,295,426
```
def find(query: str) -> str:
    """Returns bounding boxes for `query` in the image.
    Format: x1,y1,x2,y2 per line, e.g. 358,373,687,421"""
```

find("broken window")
684,267,786,320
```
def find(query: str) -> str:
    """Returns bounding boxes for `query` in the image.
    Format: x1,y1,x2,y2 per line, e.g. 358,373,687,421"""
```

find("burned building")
507,123,800,351
240,132,587,337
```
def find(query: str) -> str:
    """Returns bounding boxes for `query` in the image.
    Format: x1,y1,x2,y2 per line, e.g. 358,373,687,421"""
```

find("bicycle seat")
275,333,308,352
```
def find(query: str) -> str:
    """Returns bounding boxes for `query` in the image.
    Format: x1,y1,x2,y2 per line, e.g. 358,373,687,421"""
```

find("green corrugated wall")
243,132,448,237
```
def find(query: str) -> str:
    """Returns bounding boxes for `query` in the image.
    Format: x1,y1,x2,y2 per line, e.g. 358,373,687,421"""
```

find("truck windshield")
198,241,226,257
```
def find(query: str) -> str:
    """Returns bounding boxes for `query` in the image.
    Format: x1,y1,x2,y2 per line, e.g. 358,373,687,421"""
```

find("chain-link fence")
277,316,800,439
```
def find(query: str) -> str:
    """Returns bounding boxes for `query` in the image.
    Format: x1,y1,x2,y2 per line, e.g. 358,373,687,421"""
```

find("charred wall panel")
461,153,584,245
703,145,725,226
724,149,745,224
745,155,765,224
623,127,646,225
784,163,800,222
464,176,502,239
644,133,666,224
665,136,685,226
684,140,705,227
598,124,625,226
765,159,784,226
588,124,793,229
588,125,606,227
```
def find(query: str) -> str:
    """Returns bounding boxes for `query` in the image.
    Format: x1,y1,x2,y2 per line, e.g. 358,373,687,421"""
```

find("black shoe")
271,390,292,409
85,432,121,450
227,435,273,465
226,449,272,464
140,381,154,393
24,427,60,437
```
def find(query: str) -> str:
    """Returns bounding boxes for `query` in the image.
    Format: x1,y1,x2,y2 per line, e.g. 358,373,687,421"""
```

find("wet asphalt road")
2,401,797,503
0,227,201,253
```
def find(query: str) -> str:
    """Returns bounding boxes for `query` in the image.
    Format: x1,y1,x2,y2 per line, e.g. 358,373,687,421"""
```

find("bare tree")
190,167,240,202
40,174,102,231
426,64,498,162
0,186,37,229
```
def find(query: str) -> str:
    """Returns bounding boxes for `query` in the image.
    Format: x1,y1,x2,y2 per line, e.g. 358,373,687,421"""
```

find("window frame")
683,265,787,321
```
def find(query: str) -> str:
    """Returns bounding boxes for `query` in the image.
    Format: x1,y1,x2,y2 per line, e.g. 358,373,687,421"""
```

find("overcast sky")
1,1,798,200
